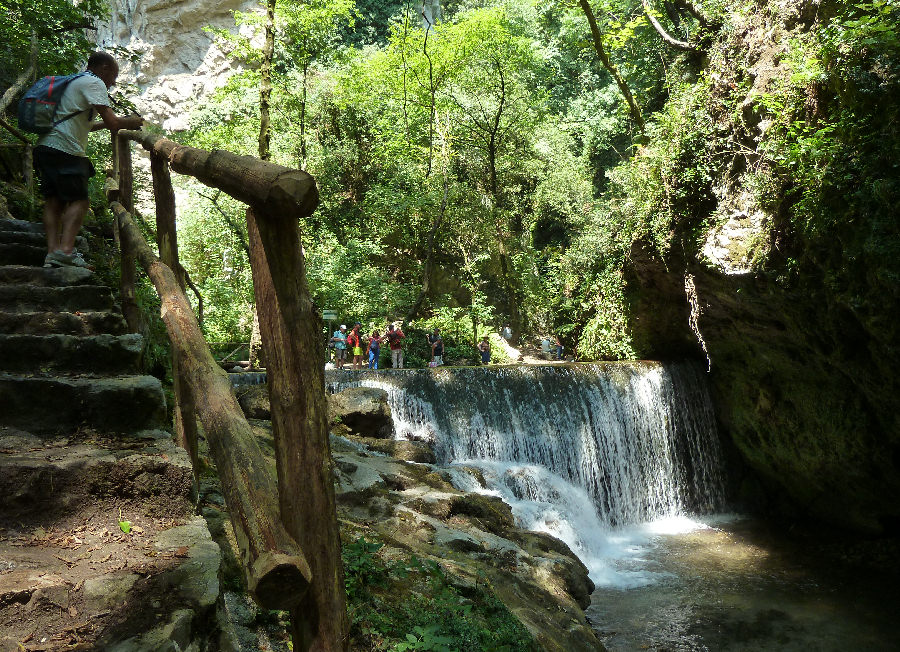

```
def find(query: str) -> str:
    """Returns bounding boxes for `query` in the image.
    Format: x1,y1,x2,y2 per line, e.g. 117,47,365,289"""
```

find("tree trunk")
246,207,348,651
116,135,143,334
249,307,262,369
259,0,276,161
299,63,309,168
150,152,199,474
404,174,449,324
578,0,646,133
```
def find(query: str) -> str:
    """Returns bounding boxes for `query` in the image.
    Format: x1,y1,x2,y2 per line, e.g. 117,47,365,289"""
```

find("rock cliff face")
96,0,258,130
626,2,900,533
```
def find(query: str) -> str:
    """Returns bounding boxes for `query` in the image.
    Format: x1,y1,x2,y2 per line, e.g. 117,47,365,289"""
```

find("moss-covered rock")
621,0,900,533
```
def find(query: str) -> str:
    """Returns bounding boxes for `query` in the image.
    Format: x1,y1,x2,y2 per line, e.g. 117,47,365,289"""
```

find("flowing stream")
326,363,899,650
327,362,724,583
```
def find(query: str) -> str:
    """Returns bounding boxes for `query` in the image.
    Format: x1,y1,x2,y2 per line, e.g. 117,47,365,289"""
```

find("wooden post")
116,134,142,334
246,206,348,651
109,200,312,610
150,152,200,473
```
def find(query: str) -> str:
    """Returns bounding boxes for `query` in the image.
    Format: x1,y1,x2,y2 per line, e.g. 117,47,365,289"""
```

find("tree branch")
674,0,715,31
579,0,645,133
199,190,251,258
0,35,37,116
642,0,698,51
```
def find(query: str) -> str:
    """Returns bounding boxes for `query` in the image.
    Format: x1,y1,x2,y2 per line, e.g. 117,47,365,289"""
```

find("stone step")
0,428,219,652
0,241,49,266
0,309,128,335
0,428,192,518
0,283,115,313
0,218,44,233
0,228,88,251
0,333,143,374
0,264,95,287
0,373,167,435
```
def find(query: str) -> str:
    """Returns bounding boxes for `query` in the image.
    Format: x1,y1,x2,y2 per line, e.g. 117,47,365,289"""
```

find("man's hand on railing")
95,105,144,133
121,113,144,130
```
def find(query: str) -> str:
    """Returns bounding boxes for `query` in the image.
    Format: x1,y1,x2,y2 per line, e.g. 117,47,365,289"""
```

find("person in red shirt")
384,323,405,369
347,323,364,369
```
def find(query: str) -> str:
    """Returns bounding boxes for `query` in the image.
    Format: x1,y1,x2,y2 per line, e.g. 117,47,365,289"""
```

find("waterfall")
326,362,725,526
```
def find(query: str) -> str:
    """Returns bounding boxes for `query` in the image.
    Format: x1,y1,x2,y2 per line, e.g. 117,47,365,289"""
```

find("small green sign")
322,310,338,321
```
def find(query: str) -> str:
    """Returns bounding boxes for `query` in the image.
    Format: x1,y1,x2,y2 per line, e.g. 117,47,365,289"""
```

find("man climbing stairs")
0,216,221,651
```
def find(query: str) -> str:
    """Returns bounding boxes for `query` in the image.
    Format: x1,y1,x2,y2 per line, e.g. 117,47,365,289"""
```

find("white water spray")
327,362,725,586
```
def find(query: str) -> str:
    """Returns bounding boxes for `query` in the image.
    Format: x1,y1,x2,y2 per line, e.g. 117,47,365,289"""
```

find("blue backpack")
17,72,89,135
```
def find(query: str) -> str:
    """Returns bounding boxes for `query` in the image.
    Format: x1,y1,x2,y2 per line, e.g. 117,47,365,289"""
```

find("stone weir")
325,362,727,528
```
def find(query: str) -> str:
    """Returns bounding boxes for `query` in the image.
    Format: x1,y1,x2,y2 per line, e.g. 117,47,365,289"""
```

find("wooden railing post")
107,198,312,610
150,152,200,473
246,206,348,651
116,133,142,334
111,131,348,649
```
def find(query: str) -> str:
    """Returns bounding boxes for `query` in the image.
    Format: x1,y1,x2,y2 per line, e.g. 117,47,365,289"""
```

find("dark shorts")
481,351,490,363
34,146,95,202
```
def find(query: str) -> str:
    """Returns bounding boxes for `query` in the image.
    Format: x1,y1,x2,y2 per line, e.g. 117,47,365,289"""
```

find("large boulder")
235,385,270,420
328,387,393,439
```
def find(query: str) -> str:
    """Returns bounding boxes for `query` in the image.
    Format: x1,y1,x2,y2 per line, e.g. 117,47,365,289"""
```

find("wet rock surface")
236,419,602,651
328,386,394,439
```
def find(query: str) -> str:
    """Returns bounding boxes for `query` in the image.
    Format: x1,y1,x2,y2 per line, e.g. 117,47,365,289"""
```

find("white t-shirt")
37,72,109,157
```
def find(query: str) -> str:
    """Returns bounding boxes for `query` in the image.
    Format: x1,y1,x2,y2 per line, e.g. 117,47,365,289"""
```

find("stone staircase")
0,217,221,651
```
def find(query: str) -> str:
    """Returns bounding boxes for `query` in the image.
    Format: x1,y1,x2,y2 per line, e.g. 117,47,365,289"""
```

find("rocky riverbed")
221,384,602,651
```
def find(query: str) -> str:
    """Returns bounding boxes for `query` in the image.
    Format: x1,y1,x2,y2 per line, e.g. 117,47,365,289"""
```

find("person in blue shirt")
330,324,348,369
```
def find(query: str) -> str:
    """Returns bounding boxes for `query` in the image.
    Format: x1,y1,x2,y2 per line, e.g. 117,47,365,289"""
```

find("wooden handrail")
117,130,319,217
110,130,349,648
106,192,312,610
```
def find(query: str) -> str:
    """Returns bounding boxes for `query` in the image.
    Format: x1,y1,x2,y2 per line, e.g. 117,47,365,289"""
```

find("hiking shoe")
46,249,92,269
43,253,54,268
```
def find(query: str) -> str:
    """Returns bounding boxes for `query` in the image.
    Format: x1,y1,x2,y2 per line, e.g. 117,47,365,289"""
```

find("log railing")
107,130,348,649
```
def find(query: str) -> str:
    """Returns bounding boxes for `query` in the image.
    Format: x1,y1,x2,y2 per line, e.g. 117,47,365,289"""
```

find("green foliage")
0,0,108,86
343,537,537,651
117,508,131,534
175,0,896,365
343,536,387,599
392,625,454,652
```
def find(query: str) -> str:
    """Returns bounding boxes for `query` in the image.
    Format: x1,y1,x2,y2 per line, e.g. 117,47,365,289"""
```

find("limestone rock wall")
96,0,259,131
624,1,900,534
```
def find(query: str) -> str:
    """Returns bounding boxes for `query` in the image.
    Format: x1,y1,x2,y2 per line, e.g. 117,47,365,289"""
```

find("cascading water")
326,362,726,586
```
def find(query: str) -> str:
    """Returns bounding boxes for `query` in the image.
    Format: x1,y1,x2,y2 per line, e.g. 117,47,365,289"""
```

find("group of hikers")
330,323,410,370
329,323,493,370
329,321,565,370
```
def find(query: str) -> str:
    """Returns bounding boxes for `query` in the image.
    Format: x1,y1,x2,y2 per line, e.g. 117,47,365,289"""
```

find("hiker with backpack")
19,51,143,268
